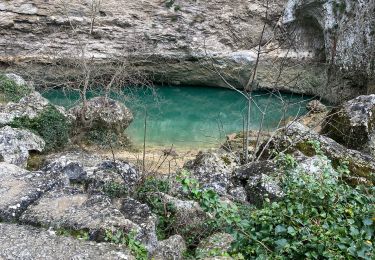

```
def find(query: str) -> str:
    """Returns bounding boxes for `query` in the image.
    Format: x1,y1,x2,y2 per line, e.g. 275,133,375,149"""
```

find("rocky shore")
0,74,374,259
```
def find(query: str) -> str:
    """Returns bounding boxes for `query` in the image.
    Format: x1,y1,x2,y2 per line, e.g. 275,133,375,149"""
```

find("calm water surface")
43,86,311,148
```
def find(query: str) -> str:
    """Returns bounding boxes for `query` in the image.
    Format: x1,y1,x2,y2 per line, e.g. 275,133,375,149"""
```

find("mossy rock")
9,105,71,152
0,74,31,103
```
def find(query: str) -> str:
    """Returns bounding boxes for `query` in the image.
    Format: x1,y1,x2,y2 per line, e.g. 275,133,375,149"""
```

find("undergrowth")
9,105,71,152
180,142,374,259
0,74,31,103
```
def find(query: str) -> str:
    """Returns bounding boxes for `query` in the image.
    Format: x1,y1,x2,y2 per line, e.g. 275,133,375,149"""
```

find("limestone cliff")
283,0,375,101
0,0,373,102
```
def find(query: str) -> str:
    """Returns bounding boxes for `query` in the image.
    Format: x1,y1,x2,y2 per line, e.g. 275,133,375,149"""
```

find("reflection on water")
43,86,311,148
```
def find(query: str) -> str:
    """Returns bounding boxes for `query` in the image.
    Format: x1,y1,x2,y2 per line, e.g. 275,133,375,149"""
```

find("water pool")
43,86,311,148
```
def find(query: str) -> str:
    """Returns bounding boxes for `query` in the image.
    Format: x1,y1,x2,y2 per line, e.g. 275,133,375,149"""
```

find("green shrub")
104,229,148,259
0,74,31,103
102,182,128,198
136,178,175,240
180,154,374,259
10,105,71,152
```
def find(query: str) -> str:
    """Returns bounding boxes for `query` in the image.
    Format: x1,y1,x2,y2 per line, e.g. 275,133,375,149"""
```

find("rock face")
322,95,375,156
234,161,283,205
19,188,148,243
0,162,56,221
69,96,133,134
196,233,234,259
0,223,135,260
185,150,238,195
1,0,368,101
283,0,375,102
0,126,45,168
152,235,186,260
119,197,158,253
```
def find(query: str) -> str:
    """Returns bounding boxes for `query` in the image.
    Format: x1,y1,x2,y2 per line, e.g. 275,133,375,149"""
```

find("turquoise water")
43,86,311,148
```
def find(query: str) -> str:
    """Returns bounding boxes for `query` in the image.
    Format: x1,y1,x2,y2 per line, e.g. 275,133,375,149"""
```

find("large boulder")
4,73,29,88
0,162,57,221
69,96,133,134
260,122,375,184
0,223,135,260
322,95,375,156
0,126,45,168
184,150,238,195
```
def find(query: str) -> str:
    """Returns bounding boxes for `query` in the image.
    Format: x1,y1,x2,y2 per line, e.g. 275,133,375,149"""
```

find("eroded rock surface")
0,91,67,125
0,223,135,260
262,122,375,184
196,233,234,259
119,197,158,253
69,96,133,134
0,162,56,221
235,161,283,205
20,188,142,241
185,150,238,195
0,126,45,168
322,94,375,156
152,235,186,260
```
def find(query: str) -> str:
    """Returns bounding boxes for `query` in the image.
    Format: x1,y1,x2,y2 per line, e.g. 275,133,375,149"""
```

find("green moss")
9,105,71,152
26,152,46,171
0,74,31,103
56,228,90,240
295,141,317,157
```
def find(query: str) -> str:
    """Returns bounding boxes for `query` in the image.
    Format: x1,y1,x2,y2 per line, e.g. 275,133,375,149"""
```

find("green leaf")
287,226,297,236
275,225,287,234
363,218,373,226
275,239,288,250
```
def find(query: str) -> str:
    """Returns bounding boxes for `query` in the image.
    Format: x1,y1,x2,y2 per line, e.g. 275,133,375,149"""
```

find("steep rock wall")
283,0,375,101
0,0,373,102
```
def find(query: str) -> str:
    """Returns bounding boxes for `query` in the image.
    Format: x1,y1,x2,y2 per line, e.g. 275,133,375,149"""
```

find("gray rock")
69,96,133,134
306,100,326,113
42,151,100,186
0,91,67,125
0,162,57,221
196,233,234,259
261,122,375,185
235,161,283,205
20,188,142,241
92,160,139,188
152,235,186,260
154,192,207,236
283,0,375,101
322,95,375,156
0,223,135,259
4,73,29,87
184,150,238,195
0,126,45,168
227,186,248,203
42,151,140,192
119,197,158,253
